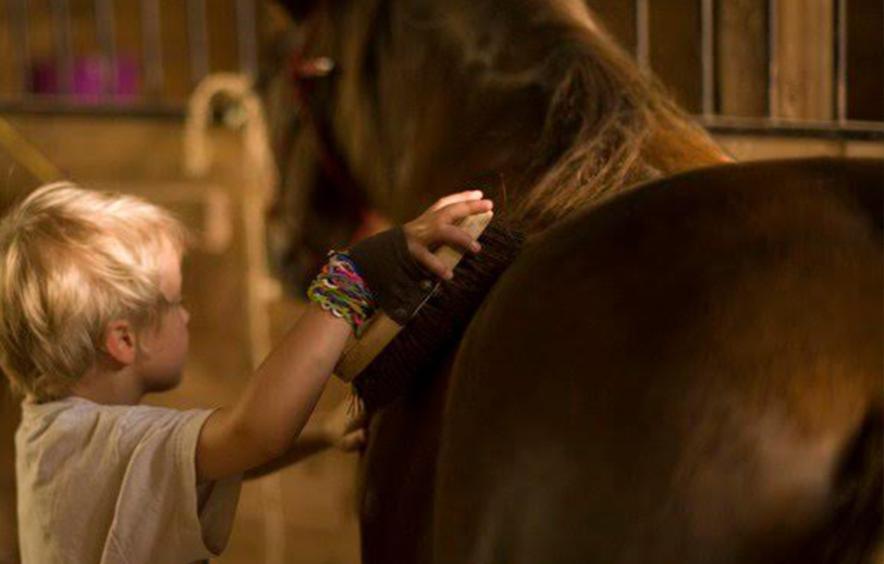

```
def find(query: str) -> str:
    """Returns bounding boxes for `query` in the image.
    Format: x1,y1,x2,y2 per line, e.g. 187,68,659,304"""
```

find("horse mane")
499,1,728,233
278,0,728,236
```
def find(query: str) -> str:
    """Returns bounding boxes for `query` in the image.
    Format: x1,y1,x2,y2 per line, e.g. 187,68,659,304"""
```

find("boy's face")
135,244,190,393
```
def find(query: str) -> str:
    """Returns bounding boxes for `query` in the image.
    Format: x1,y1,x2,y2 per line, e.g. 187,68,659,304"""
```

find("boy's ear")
104,320,137,365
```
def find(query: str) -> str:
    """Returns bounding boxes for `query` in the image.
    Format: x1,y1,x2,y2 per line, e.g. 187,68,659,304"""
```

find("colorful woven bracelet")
307,251,377,336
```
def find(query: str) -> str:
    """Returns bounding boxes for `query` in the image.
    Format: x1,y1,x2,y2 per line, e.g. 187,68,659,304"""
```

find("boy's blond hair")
0,182,188,401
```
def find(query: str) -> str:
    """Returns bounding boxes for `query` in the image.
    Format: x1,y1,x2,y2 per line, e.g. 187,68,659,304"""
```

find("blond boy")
0,182,491,563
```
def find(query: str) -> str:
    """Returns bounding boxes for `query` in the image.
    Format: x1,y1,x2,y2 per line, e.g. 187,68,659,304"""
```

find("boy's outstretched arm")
244,397,368,481
195,191,492,482
242,402,366,481
196,304,350,482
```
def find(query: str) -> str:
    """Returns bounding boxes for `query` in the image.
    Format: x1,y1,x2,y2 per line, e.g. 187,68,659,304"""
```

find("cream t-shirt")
15,397,241,564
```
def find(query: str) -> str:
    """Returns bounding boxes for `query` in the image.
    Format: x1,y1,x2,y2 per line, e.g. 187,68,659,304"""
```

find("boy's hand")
347,190,493,325
403,190,493,280
321,398,368,452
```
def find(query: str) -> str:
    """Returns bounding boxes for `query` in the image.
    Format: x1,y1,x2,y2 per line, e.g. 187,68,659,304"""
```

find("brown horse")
267,1,883,563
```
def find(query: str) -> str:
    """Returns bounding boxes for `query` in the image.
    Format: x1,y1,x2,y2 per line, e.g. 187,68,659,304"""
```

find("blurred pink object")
31,54,140,102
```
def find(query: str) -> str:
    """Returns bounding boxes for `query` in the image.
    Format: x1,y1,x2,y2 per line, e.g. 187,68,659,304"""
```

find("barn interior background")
0,0,881,563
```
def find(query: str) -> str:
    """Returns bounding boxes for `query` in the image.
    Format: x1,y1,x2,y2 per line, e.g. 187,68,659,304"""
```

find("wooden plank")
769,0,834,120
648,0,701,112
718,0,768,117
846,0,884,121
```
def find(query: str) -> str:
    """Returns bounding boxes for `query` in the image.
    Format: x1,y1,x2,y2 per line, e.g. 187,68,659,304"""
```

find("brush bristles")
353,220,524,412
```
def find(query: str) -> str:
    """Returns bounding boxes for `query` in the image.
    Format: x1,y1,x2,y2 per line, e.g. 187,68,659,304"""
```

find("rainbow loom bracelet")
307,251,377,336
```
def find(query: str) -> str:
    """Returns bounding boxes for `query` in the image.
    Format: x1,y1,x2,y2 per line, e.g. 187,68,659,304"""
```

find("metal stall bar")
236,0,259,78
700,0,716,117
766,0,779,119
140,0,165,97
834,0,848,123
94,0,118,96
8,0,32,95
701,114,884,140
50,0,74,94
635,0,650,71
187,0,210,87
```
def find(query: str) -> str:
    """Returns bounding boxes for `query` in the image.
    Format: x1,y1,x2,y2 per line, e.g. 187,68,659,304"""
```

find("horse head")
267,0,726,292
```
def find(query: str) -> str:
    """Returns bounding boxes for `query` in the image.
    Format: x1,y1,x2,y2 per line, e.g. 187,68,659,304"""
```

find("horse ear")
276,0,322,20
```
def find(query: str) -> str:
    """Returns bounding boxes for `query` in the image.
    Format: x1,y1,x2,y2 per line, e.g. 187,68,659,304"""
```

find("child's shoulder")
18,396,204,454
18,396,99,436
21,396,173,425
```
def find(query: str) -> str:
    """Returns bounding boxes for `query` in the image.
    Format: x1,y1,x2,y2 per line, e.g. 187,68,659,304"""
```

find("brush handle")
334,211,493,382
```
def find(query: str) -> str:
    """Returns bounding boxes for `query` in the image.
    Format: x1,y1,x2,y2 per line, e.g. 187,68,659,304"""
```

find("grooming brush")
334,212,524,411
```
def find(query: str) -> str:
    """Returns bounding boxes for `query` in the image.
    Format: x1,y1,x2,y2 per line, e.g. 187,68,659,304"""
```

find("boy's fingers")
412,245,453,280
339,430,367,451
430,190,484,212
435,224,482,254
344,410,368,433
438,199,493,223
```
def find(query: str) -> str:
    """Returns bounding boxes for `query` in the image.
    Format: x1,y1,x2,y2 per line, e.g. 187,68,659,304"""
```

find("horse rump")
433,158,883,564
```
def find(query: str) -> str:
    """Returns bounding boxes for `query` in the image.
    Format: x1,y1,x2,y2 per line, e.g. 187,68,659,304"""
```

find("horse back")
433,157,883,563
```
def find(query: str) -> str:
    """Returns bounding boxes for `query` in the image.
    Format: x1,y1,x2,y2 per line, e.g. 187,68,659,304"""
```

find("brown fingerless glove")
347,226,438,325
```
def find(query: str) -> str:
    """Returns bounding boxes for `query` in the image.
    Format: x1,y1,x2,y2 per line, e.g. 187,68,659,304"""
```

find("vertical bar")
236,0,258,78
50,0,74,94
701,0,716,116
835,0,847,123
635,0,650,71
9,0,32,95
140,0,164,96
187,0,210,86
95,0,118,96
767,0,779,119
